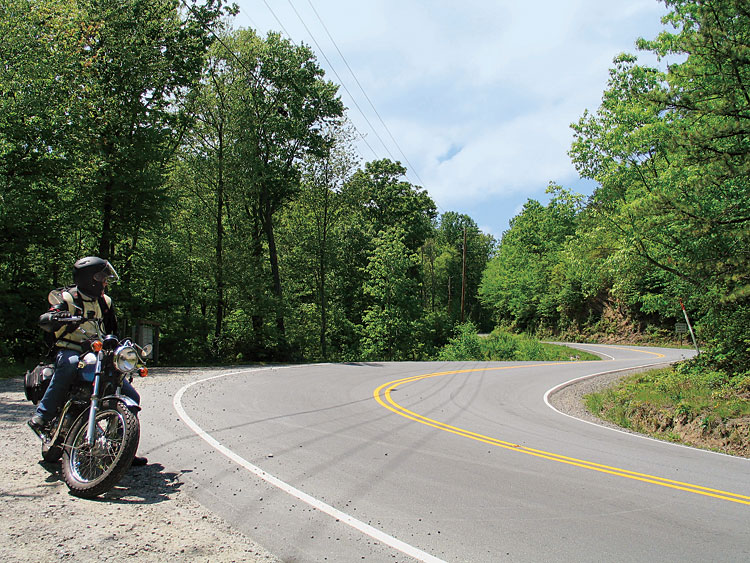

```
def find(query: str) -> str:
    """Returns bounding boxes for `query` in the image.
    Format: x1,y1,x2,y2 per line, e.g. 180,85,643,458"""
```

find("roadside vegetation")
586,362,750,457
0,363,34,381
438,323,600,362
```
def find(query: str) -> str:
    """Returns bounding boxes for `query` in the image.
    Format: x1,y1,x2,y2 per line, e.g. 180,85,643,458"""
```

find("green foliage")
0,0,230,361
574,0,750,374
7,0,747,375
479,185,583,331
479,0,750,378
429,212,496,330
437,322,483,361
360,229,424,361
172,26,345,360
586,365,750,454
0,1,497,365
593,365,750,420
438,324,599,362
0,361,36,381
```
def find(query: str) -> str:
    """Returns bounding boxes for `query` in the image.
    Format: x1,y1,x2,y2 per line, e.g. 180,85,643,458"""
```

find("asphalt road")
138,345,749,562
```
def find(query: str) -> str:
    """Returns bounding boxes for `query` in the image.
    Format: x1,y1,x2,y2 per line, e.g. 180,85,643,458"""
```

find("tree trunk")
318,184,330,360
99,180,114,259
215,124,225,340
261,198,286,341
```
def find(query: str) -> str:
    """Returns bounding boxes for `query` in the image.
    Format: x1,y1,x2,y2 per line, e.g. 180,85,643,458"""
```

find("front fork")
85,351,104,446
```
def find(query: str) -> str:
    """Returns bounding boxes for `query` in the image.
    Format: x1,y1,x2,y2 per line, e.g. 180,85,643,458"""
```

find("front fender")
101,395,141,413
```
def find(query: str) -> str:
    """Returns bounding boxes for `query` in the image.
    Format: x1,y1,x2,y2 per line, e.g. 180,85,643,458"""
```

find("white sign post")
679,299,700,354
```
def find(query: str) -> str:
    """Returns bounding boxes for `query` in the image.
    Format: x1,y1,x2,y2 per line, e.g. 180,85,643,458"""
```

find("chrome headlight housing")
113,345,139,373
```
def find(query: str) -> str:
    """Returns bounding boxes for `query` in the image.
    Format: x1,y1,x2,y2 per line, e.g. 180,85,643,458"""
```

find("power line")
178,0,276,100
183,0,439,208
233,2,385,162
242,0,426,189
304,0,426,188
283,0,405,166
258,0,294,40
180,0,380,166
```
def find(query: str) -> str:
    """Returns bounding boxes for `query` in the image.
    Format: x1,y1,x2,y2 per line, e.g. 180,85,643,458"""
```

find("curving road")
139,345,749,562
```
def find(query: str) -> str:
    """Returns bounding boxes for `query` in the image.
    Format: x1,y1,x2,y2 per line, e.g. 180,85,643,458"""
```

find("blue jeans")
36,349,140,421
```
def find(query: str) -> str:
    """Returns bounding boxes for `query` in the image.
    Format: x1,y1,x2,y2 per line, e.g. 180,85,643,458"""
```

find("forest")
1,0,747,382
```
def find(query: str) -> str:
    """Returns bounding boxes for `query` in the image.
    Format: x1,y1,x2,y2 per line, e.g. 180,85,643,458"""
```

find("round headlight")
114,345,139,373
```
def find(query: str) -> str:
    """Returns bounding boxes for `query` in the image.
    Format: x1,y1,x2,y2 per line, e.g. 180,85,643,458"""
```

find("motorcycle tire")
41,441,63,463
61,401,140,499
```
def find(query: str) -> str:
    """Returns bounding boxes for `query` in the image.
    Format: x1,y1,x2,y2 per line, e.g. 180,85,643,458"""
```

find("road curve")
139,345,749,562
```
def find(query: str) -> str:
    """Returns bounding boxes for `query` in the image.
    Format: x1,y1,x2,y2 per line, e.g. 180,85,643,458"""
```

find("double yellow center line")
373,364,750,506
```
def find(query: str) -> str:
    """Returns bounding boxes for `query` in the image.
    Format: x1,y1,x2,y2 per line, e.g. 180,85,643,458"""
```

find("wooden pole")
461,226,467,323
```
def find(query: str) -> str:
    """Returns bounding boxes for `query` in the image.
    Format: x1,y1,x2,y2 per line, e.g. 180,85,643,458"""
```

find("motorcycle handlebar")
56,316,83,324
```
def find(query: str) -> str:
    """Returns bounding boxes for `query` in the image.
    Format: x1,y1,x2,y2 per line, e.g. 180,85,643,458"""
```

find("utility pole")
461,226,467,323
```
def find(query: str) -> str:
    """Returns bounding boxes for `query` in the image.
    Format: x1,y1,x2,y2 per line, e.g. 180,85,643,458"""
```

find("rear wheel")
62,402,140,498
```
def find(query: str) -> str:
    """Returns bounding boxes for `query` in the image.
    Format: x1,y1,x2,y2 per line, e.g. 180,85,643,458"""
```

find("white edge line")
543,362,747,460
173,366,447,563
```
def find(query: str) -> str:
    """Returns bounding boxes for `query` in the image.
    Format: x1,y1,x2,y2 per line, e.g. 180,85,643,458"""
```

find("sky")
231,0,672,239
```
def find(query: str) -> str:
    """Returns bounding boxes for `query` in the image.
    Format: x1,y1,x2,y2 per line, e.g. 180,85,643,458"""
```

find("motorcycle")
25,289,151,498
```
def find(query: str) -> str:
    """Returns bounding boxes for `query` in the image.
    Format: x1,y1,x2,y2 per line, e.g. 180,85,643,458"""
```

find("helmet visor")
92,261,119,284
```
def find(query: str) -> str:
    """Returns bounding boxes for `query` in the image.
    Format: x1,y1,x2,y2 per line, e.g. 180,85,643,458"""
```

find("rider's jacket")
53,288,115,352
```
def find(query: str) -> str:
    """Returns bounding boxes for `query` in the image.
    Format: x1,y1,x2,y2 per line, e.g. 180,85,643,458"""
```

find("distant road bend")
140,344,750,562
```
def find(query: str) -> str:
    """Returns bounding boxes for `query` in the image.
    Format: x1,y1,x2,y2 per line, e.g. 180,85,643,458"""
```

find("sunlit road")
139,345,749,562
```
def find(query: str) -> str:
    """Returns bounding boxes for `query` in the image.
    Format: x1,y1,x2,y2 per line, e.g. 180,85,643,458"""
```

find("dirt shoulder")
0,376,280,563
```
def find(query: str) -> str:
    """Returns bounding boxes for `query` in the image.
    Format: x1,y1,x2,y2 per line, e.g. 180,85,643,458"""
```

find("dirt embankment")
612,404,750,458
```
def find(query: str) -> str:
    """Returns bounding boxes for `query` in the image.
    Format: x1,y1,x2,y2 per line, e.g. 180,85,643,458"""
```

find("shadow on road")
36,459,185,504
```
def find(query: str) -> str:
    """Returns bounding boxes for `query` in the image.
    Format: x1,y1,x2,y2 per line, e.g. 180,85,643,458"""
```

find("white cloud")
235,0,670,232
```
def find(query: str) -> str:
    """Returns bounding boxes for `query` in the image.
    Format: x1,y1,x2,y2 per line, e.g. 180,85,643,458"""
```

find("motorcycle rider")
29,256,147,466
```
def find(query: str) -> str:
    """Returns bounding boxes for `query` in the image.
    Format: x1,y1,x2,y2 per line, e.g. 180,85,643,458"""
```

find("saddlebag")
24,363,54,404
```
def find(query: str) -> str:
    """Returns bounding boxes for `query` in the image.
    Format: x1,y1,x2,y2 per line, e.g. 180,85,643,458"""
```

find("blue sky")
231,0,671,239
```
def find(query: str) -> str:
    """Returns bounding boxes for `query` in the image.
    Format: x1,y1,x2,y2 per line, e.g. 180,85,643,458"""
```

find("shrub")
437,322,483,361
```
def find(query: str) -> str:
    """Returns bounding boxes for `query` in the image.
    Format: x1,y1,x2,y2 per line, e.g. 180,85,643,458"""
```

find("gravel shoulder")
545,364,673,433
0,363,663,562
0,375,280,563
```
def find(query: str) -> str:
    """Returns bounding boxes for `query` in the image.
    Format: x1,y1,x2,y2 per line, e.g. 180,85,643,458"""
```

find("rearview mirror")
48,290,63,306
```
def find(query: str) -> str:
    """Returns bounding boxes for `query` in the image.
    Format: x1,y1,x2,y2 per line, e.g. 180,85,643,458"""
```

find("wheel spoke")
69,409,126,483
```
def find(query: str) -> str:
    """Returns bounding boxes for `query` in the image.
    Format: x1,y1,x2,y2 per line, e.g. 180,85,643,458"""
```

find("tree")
361,228,424,361
479,186,581,331
433,212,495,328
279,126,359,360
0,0,229,360
221,30,344,353
343,159,436,252
569,0,750,373
69,0,231,262
0,0,88,359
334,159,437,353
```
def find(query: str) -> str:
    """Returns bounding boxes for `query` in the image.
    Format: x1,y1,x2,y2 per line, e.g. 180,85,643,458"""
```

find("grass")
585,366,750,455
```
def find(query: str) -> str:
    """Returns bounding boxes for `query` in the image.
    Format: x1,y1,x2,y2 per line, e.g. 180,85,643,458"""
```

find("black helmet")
73,256,119,296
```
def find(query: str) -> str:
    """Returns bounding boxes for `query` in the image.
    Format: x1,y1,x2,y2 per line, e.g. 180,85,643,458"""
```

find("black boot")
28,414,47,432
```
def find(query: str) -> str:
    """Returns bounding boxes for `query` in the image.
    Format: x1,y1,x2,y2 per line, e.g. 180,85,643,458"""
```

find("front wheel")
62,402,140,498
